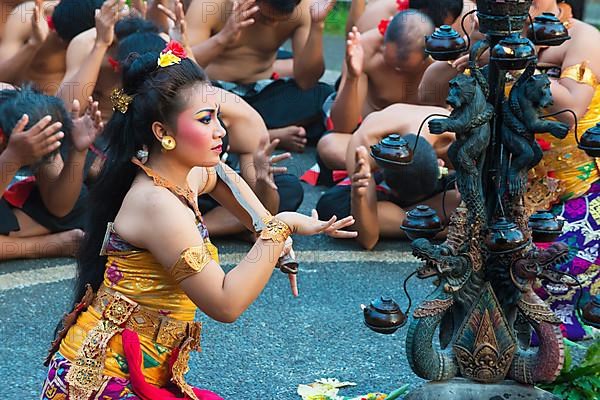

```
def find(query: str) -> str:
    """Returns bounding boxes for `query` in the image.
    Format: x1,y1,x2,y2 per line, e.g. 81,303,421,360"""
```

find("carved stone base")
404,378,559,400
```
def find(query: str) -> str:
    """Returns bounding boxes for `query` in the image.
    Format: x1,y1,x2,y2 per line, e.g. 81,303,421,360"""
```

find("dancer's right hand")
276,209,358,238
2,114,63,167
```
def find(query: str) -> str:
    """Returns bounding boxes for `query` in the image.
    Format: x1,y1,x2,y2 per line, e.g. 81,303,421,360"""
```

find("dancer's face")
171,84,226,168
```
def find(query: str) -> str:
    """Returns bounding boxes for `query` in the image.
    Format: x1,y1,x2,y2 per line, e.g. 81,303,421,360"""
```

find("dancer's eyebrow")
193,107,216,116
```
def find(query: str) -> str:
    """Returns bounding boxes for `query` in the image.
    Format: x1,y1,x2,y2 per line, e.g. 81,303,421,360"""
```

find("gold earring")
161,135,176,151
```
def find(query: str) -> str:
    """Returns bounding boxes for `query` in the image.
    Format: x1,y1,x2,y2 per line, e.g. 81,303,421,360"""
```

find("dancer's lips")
211,144,222,153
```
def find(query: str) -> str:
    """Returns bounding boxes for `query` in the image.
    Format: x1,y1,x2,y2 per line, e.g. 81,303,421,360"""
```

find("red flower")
0,127,5,146
164,40,187,59
378,18,391,36
536,137,552,151
396,0,410,11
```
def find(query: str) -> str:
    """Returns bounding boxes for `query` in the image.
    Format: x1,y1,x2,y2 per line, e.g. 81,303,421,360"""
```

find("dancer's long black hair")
70,52,208,307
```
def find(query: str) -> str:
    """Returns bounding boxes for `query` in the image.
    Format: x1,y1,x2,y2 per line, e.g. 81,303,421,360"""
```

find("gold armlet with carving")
560,62,598,87
259,216,292,244
170,245,213,284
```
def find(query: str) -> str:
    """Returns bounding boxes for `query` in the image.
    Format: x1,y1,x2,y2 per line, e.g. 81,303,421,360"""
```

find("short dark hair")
384,10,434,59
52,0,104,42
411,0,463,27
261,0,301,14
0,85,73,165
382,134,441,207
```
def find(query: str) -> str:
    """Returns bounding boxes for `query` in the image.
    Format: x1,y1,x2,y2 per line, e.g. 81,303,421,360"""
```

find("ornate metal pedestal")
363,1,600,397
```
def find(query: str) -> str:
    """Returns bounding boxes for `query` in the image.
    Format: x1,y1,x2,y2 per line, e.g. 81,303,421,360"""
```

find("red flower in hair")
164,40,187,59
46,15,55,31
378,18,391,36
396,0,409,11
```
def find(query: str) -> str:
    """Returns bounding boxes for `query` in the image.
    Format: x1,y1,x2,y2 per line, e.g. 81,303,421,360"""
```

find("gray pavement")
0,144,430,399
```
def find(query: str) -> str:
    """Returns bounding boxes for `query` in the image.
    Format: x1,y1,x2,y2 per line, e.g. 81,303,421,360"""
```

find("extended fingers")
27,115,52,136
265,138,280,154
270,152,291,164
11,114,29,134
157,3,176,20
270,166,287,174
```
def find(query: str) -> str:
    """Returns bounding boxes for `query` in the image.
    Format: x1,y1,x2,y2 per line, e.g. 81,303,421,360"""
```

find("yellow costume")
527,62,600,209
45,161,221,400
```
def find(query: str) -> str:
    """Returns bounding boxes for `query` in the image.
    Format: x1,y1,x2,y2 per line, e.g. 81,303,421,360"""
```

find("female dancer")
41,42,356,399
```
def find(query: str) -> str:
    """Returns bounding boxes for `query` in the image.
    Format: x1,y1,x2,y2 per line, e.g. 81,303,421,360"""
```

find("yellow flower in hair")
157,51,182,68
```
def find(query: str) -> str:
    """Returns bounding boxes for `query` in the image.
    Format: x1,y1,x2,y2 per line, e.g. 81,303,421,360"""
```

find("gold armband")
259,216,292,244
170,245,213,283
560,62,598,87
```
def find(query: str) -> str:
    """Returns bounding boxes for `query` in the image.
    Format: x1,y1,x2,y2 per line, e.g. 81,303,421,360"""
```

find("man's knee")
317,134,345,169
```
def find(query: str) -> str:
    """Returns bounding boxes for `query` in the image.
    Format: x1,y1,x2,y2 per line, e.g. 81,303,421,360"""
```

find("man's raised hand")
346,26,364,78
217,0,259,47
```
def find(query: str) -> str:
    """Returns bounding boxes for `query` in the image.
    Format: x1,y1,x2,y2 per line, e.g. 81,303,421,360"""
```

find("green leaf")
563,343,573,372
582,340,600,368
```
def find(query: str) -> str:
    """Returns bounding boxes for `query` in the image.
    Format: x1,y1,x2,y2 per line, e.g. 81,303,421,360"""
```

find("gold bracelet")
259,216,292,244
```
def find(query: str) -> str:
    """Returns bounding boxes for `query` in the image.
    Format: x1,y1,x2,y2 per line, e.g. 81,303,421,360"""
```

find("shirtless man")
316,103,459,249
0,0,103,93
316,10,434,170
0,0,27,42
353,0,469,34
419,0,600,124
186,0,336,152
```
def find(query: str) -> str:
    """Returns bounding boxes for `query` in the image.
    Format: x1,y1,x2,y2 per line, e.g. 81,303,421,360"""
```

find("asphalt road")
0,146,433,399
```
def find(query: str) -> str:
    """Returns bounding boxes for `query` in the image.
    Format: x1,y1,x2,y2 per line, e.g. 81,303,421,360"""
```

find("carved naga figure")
506,242,570,384
406,207,485,381
428,68,494,231
501,65,570,196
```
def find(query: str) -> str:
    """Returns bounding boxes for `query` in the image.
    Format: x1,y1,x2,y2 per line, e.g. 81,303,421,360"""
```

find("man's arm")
330,27,368,133
36,100,104,217
56,0,120,107
350,146,379,250
291,0,334,89
0,1,46,84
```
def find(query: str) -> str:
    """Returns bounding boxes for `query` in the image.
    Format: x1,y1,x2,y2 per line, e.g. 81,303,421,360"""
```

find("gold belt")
92,286,199,349
66,286,202,400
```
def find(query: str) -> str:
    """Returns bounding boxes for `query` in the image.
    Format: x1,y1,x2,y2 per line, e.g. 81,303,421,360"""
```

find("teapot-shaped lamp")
528,211,564,243
577,122,600,157
363,295,407,334
528,12,571,47
370,134,414,169
425,25,467,61
401,205,443,240
485,217,528,254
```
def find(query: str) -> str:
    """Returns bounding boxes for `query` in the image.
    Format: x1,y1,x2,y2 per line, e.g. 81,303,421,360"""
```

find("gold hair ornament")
110,88,133,114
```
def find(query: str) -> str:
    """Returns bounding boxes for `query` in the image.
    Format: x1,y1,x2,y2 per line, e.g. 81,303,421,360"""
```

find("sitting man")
352,0,469,34
316,10,435,172
0,0,103,93
0,86,104,260
185,0,336,152
316,103,459,249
